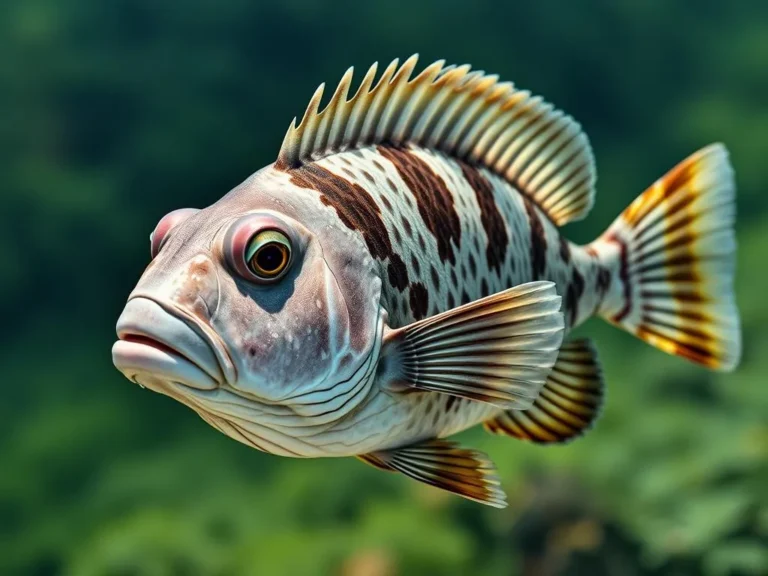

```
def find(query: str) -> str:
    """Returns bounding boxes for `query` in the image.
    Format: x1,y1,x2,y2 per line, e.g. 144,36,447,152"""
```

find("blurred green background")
2,1,767,575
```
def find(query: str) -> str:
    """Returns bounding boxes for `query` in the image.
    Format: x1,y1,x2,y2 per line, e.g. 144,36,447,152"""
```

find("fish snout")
113,297,224,391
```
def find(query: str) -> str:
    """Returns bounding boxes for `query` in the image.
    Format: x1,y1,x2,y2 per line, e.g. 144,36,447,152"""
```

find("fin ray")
357,438,507,508
595,144,740,371
381,281,564,409
484,338,605,444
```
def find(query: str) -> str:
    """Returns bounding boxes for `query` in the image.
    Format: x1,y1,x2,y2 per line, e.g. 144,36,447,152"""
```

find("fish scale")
113,56,740,508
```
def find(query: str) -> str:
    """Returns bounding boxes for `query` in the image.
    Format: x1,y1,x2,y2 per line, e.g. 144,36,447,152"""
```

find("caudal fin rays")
595,144,740,371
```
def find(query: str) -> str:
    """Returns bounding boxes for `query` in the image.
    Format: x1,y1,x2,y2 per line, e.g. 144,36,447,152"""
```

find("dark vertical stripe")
564,267,585,327
607,234,632,322
289,163,410,290
559,236,571,264
524,199,548,280
457,161,509,273
409,282,429,320
377,145,462,264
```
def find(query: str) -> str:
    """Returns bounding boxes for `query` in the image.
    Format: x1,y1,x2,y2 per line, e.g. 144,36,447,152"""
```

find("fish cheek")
227,254,351,397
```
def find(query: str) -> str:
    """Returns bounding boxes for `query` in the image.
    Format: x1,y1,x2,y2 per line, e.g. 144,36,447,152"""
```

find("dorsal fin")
276,54,597,226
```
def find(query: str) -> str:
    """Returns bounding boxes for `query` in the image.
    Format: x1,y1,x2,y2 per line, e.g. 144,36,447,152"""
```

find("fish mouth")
112,296,227,392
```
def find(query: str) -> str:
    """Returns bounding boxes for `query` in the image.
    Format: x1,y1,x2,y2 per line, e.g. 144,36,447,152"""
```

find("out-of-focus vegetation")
1,1,766,575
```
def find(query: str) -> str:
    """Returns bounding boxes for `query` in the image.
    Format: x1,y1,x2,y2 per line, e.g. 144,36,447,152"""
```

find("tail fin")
593,144,740,371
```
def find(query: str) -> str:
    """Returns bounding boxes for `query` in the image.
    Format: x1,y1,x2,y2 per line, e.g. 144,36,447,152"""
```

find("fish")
112,55,741,508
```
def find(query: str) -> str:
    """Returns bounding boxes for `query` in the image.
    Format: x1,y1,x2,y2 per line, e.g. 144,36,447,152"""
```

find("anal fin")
484,338,604,443
357,438,507,508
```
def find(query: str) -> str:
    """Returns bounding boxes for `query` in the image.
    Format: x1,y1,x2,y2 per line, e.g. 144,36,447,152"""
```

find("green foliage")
1,1,766,574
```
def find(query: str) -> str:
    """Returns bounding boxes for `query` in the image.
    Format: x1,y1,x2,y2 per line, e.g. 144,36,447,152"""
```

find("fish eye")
150,208,199,258
224,213,301,284
245,230,292,280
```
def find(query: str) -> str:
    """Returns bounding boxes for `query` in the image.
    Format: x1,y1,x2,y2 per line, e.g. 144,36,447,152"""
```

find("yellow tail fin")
594,144,740,371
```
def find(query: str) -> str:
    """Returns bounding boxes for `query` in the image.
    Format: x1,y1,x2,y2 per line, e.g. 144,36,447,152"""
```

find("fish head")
112,169,386,451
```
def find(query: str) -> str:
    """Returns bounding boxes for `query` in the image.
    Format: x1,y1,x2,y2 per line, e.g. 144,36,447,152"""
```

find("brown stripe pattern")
378,145,462,264
606,233,631,322
524,199,548,280
289,163,410,291
457,161,509,273
563,267,586,328
408,282,430,320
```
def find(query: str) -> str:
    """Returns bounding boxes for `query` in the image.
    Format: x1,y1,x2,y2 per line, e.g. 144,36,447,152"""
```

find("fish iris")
246,230,291,279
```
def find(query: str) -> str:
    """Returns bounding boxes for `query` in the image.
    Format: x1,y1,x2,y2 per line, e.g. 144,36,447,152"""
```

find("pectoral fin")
357,438,507,508
380,281,564,409
484,338,604,443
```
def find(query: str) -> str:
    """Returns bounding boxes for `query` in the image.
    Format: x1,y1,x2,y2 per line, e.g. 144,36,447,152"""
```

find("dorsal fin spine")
413,80,455,144
393,60,445,142
391,82,423,142
527,136,574,191
424,65,472,148
343,62,378,146
468,88,524,162
498,101,552,175
548,152,591,205
429,75,479,149
378,56,418,141
324,67,354,153
313,88,334,154
299,84,325,160
444,74,491,152
535,142,584,201
443,72,489,150
484,95,538,167
361,59,399,142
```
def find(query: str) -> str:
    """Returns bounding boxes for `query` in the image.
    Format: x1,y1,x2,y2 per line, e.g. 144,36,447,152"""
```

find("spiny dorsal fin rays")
276,54,596,225
317,67,353,154
391,60,445,142
297,83,325,160
376,56,418,140
344,62,380,146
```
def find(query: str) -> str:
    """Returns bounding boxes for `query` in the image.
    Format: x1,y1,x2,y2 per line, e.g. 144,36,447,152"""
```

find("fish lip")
112,338,219,392
114,296,237,389
130,293,237,384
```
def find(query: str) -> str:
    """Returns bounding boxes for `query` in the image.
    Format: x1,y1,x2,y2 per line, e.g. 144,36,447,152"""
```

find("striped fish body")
113,56,741,507
285,145,603,447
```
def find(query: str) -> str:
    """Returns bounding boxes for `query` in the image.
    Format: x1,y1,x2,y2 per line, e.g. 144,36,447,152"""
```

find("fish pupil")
255,243,286,274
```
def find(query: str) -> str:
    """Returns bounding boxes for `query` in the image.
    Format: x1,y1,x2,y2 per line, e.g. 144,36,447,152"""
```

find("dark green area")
1,1,766,574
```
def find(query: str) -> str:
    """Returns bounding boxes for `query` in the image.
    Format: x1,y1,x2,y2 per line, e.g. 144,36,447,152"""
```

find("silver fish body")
113,56,740,506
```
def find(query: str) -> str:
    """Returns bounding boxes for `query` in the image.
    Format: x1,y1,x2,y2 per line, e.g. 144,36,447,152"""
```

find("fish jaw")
113,296,226,392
